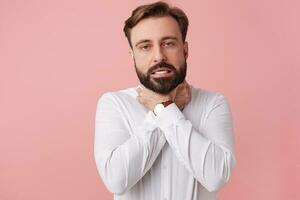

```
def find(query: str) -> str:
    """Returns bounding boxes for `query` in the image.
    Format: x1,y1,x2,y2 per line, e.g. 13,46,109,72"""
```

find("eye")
139,44,152,51
163,41,175,47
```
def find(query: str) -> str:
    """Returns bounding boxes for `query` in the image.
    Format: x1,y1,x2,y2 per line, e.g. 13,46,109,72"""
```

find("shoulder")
96,86,139,106
189,86,231,111
191,86,226,102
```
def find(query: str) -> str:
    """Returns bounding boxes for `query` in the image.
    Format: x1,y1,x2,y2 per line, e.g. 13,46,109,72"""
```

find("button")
163,165,167,169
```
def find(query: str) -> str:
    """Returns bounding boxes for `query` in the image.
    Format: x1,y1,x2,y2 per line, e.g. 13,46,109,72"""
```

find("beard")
134,60,187,94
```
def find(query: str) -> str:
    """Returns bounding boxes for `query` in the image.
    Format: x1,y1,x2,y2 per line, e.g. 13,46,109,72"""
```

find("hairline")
134,36,180,48
129,15,184,48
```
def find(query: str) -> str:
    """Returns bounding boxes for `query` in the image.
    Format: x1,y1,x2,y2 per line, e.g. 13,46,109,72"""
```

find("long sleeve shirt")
94,85,236,200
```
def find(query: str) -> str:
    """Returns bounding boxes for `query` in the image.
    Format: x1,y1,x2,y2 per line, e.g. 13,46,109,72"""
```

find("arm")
94,93,166,195
155,94,236,192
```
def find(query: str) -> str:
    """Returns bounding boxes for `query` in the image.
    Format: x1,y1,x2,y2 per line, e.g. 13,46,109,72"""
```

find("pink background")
1,0,299,199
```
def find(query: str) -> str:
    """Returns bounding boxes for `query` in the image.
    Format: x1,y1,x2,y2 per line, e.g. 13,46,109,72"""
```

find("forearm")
156,95,236,192
94,93,166,194
160,116,235,192
95,125,166,194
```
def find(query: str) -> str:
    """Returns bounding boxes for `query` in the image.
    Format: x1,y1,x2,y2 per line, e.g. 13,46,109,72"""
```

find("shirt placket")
161,142,171,200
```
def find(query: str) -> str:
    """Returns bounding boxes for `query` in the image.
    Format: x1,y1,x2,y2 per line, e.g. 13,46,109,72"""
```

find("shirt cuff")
134,111,158,138
155,103,185,128
144,111,158,130
145,110,156,123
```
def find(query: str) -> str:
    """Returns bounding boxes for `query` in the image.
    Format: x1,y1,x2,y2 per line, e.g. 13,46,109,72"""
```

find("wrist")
153,100,174,116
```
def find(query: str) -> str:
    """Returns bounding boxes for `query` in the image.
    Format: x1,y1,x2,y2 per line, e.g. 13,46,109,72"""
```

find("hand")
173,81,191,110
136,81,191,111
136,86,174,111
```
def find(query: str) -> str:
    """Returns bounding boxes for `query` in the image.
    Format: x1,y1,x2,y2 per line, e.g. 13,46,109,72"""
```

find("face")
130,16,188,94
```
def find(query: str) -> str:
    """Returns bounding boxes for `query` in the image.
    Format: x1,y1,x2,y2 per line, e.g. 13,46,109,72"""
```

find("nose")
153,46,167,63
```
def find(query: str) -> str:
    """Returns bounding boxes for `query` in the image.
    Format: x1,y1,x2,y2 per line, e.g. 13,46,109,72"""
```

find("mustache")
148,61,176,75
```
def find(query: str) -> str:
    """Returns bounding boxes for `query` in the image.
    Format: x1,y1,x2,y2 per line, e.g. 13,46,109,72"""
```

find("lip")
151,68,174,78
151,67,173,74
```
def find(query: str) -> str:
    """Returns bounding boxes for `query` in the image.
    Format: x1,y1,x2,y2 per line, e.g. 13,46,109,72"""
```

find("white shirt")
94,85,236,200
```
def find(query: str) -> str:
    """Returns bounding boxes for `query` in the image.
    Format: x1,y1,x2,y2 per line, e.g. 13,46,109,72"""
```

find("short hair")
123,1,189,48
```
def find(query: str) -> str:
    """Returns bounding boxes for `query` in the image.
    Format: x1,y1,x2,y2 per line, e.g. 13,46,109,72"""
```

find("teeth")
154,70,167,74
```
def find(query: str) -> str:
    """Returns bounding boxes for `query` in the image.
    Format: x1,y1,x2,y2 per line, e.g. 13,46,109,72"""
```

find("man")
94,1,236,200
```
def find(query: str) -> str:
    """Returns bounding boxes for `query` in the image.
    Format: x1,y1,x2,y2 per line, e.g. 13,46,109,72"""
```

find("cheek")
168,51,185,65
134,54,152,73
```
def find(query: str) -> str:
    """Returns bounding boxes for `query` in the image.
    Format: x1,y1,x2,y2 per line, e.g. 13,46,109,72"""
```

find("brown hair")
123,1,189,48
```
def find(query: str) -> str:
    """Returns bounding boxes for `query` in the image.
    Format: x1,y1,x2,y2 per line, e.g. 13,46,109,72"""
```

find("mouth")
151,67,174,78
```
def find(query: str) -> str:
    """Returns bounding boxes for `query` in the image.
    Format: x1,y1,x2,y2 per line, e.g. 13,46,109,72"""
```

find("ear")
129,49,134,60
183,41,189,59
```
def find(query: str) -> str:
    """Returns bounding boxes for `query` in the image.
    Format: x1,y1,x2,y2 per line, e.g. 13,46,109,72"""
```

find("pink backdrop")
1,0,299,199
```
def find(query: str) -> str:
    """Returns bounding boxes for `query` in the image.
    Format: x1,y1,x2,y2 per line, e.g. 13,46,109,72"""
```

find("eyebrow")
135,39,151,47
161,36,178,41
134,36,179,47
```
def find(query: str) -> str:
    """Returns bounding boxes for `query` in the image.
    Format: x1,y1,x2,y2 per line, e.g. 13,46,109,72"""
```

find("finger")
136,95,141,102
177,81,186,91
139,84,146,89
136,87,142,93
184,82,190,92
187,87,192,102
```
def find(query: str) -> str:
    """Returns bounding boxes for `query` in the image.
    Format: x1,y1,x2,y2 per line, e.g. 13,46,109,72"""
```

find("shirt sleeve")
155,93,236,192
94,93,166,195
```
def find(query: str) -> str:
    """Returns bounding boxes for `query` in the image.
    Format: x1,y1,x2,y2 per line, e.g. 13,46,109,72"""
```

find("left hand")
170,81,191,110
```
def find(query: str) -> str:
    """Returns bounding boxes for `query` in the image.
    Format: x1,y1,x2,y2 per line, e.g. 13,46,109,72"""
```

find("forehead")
130,16,182,45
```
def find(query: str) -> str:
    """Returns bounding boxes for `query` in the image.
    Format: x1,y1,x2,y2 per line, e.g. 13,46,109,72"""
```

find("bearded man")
94,2,236,200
